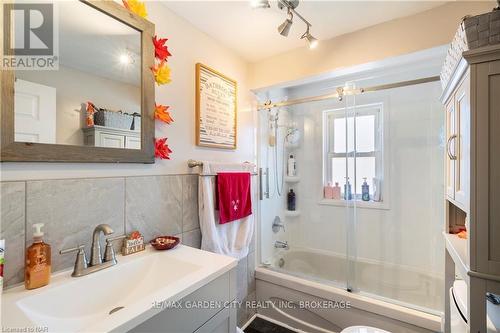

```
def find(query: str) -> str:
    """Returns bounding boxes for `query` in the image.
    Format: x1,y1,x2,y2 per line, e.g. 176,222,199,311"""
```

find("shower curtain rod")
256,75,440,111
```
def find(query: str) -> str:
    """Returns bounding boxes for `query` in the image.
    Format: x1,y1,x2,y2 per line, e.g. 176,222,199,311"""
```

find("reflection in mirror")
14,1,141,149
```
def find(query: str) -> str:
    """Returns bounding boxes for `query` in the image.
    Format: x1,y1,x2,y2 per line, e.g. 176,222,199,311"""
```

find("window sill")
318,199,390,210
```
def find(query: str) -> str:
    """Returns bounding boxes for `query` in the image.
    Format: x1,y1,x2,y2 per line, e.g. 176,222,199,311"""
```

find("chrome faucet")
60,224,125,277
90,224,114,266
274,240,289,250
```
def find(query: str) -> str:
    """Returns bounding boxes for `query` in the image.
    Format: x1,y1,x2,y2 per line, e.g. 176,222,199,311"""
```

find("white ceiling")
161,1,446,62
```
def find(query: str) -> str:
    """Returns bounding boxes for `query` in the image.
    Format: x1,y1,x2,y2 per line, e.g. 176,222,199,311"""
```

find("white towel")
198,161,255,259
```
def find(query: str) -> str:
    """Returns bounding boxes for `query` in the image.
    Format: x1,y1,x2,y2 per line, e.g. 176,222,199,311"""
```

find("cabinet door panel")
445,99,456,200
100,133,125,148
125,136,141,150
454,76,470,210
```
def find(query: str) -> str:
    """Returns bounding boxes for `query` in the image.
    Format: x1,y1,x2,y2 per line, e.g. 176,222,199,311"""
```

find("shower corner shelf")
284,210,300,217
284,176,300,183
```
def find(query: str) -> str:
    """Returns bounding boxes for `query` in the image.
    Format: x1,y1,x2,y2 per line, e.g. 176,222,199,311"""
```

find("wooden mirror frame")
0,1,155,163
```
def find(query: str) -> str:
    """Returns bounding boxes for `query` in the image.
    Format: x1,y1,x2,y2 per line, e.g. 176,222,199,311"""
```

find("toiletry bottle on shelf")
287,189,296,211
362,178,370,201
332,182,341,200
324,182,334,199
344,178,352,200
287,154,296,177
25,223,51,290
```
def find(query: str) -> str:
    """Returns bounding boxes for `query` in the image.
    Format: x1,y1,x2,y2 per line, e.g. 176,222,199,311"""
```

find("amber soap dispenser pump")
25,223,51,290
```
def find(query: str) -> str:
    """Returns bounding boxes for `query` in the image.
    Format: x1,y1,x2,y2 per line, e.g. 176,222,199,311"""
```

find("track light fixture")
252,0,318,49
277,9,293,37
301,26,318,49
250,0,270,9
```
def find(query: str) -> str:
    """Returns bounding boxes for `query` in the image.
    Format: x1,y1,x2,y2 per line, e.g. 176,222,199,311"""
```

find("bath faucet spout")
274,240,289,250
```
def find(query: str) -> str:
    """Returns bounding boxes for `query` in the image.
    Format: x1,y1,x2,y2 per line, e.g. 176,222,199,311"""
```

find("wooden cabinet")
442,45,500,333
82,125,140,150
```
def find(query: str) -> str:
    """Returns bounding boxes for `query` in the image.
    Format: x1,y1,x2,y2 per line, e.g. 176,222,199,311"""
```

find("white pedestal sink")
2,245,237,333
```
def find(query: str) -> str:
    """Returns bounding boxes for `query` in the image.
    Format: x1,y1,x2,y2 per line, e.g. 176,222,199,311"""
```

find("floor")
244,317,297,333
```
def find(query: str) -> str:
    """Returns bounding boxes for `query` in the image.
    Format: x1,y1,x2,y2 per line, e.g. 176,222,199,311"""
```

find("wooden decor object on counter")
122,231,145,255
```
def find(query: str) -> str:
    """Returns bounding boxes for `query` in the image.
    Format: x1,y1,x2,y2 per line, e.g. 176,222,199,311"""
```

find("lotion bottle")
287,154,296,177
25,223,51,290
332,182,341,200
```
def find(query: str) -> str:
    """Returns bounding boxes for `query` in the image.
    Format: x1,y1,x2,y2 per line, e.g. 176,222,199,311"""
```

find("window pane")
333,116,354,153
331,157,355,192
356,115,375,153
355,156,376,196
332,156,376,199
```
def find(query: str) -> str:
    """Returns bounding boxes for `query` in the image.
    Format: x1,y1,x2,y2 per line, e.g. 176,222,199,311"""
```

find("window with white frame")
323,104,384,202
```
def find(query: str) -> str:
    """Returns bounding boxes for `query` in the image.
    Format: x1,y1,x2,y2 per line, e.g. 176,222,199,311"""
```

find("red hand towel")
217,172,252,224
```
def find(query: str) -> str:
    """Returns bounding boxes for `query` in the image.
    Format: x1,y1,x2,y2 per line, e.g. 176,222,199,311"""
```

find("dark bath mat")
244,316,297,333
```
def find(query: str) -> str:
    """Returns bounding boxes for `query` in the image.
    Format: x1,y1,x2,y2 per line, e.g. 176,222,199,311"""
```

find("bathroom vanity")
2,245,237,333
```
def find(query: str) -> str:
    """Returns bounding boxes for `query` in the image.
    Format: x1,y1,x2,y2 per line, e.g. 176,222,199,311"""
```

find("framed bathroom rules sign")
195,63,237,149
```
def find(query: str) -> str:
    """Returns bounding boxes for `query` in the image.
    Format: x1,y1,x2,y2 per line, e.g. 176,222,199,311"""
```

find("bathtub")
256,247,443,333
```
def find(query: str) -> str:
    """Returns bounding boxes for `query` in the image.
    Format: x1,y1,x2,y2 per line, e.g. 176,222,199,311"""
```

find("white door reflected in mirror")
14,79,56,144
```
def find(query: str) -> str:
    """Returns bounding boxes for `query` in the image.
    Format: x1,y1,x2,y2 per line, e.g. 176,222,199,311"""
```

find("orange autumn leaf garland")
154,104,174,124
153,35,172,62
155,137,172,160
122,0,147,18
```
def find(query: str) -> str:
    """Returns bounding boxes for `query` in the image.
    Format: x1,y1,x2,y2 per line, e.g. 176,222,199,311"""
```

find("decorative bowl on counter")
150,236,180,250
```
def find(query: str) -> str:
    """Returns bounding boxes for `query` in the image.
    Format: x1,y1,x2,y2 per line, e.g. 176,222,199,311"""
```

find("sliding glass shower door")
347,79,444,313
257,74,444,314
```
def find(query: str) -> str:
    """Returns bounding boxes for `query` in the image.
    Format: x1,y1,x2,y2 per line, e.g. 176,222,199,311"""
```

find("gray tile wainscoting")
0,182,26,287
0,174,256,319
125,176,183,241
26,178,125,272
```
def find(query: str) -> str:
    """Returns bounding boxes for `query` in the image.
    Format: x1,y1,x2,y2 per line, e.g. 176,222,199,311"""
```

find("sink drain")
109,306,125,315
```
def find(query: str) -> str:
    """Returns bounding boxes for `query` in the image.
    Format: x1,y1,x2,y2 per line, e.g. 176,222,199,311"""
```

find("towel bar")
187,159,258,176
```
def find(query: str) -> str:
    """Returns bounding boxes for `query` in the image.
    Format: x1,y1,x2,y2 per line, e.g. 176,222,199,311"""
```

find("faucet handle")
60,245,88,277
104,235,126,263
59,244,85,255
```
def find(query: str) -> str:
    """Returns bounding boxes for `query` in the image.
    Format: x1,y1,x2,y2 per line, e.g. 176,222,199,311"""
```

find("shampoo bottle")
287,189,296,211
25,223,51,290
324,182,334,199
332,182,341,200
362,178,370,201
287,154,296,177
344,178,352,200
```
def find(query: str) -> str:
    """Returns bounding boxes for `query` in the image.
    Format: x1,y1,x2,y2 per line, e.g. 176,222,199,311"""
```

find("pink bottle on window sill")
332,182,341,200
324,182,334,199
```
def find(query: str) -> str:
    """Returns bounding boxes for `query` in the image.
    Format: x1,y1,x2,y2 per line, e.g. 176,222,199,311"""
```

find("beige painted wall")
249,1,496,89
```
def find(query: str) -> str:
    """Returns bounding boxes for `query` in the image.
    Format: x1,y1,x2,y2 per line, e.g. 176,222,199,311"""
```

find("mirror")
1,1,155,163
14,2,141,149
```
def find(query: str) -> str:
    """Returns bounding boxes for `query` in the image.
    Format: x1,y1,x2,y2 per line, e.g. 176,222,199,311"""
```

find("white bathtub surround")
198,161,256,259
2,245,237,333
